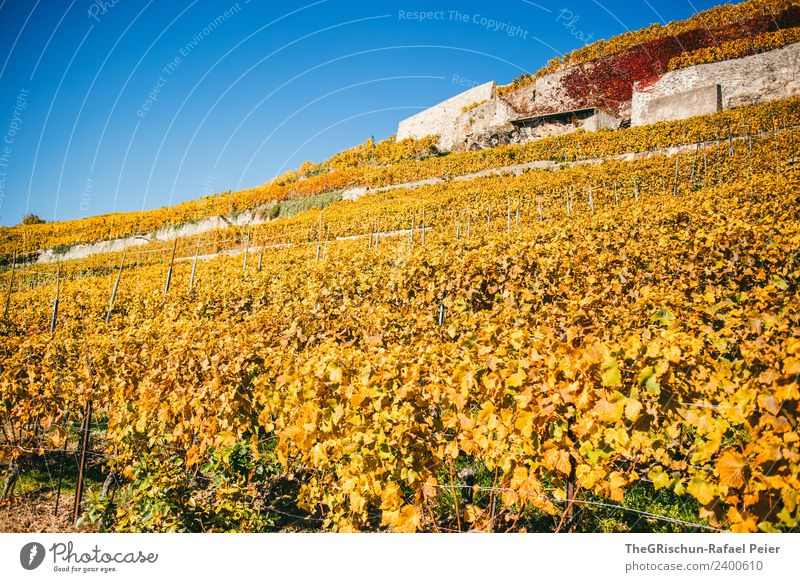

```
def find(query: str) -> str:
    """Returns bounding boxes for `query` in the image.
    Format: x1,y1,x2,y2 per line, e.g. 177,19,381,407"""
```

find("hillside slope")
2,108,798,532
4,0,799,267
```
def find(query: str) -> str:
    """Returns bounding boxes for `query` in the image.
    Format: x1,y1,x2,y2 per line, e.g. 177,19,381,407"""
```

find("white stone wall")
584,109,623,132
396,82,496,148
445,97,516,151
501,67,592,119
632,42,800,126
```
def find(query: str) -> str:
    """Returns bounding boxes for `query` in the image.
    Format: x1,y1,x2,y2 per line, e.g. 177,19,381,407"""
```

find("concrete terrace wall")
636,85,722,126
396,81,496,148
632,42,800,126
445,97,516,151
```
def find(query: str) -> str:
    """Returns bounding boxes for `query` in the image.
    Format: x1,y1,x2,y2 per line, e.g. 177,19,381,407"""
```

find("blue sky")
0,0,722,226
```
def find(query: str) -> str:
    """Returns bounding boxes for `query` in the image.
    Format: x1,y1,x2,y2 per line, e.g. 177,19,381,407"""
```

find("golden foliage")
1,108,798,533
669,27,800,70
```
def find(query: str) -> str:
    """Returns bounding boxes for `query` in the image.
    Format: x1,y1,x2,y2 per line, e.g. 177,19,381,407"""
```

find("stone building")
395,42,800,152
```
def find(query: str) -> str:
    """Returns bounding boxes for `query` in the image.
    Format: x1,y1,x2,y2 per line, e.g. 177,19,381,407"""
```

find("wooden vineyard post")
189,237,201,290
73,399,93,525
588,187,594,213
164,239,178,295
105,253,125,323
565,456,577,533
455,215,460,241
673,154,679,196
50,266,61,335
558,419,577,533
243,231,250,272
257,252,263,272
702,152,707,188
466,212,471,238
3,251,16,320
409,215,415,246
315,212,323,261
421,208,426,247
538,196,543,222
515,198,520,228
506,197,511,233
54,412,70,516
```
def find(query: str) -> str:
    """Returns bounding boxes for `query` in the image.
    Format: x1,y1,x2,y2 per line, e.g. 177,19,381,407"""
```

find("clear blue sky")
0,0,722,226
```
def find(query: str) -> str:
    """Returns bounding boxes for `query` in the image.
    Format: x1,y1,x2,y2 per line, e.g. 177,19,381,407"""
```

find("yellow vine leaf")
717,450,747,488
380,482,403,510
687,475,717,505
543,448,572,476
382,505,420,532
647,466,671,491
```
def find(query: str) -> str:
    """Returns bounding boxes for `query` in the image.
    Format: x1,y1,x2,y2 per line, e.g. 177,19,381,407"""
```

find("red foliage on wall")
560,6,800,114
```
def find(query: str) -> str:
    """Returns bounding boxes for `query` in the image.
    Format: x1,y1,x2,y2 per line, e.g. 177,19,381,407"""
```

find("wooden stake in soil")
538,196,543,222
315,212,323,261
243,231,250,272
189,237,201,289
164,239,178,294
53,413,70,516
506,197,511,233
73,399,93,525
257,252,263,272
562,420,577,533
565,456,577,533
673,154,679,196
105,253,125,323
50,266,61,335
421,208,426,247
3,251,16,320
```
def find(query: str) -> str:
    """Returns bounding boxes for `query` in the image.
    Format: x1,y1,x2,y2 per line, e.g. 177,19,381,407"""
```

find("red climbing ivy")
558,6,800,113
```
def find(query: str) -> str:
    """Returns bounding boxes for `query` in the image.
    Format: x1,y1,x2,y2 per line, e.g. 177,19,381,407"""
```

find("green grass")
265,190,343,221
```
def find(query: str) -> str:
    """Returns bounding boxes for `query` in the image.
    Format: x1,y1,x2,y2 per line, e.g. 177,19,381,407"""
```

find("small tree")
20,214,46,225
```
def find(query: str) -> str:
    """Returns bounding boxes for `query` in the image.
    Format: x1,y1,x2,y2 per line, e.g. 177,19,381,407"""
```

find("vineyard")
3,95,800,264
1,97,798,532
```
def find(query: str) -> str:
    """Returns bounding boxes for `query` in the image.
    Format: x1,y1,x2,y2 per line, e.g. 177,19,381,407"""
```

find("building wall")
396,43,800,150
396,82,496,146
444,98,516,151
584,109,624,132
632,42,800,126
